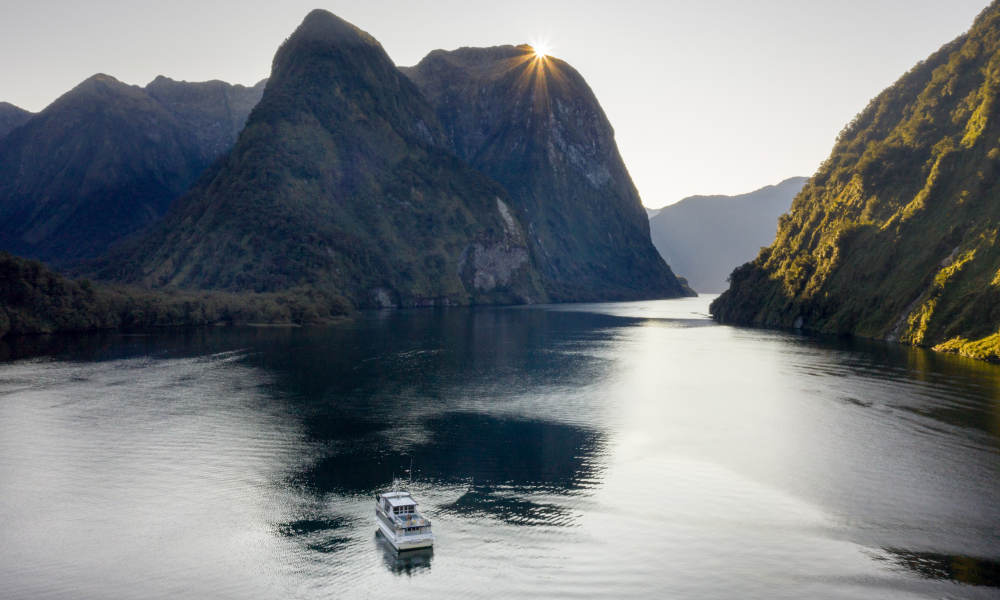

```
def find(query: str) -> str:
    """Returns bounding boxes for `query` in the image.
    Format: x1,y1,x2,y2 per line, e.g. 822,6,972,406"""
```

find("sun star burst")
531,41,551,59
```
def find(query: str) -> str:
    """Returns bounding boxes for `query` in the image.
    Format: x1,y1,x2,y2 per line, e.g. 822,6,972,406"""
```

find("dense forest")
0,252,349,339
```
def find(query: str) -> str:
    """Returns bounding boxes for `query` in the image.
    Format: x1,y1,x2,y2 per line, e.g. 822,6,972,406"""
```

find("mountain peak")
78,73,125,88
30,74,153,119
0,102,33,140
0,101,31,116
291,9,379,47
60,73,141,104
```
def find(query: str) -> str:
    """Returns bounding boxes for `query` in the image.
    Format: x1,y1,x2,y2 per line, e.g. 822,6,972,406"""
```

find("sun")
531,41,552,59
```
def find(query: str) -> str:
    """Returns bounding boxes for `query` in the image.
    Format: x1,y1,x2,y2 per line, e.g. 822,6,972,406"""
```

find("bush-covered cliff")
402,45,691,301
0,76,263,263
99,10,549,308
711,2,1000,361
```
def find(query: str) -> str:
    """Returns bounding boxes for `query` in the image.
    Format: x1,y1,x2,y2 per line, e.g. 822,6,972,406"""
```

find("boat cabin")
380,491,418,516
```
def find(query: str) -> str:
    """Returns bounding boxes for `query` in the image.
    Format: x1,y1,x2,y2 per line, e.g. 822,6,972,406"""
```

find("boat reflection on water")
374,531,434,575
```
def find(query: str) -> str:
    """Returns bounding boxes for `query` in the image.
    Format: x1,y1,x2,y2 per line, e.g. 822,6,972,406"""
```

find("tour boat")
375,487,435,551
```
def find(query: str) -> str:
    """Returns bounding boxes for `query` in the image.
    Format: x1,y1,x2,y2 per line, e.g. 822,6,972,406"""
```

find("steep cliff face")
0,75,263,263
403,46,691,301
100,10,546,308
0,102,32,141
711,2,1000,360
650,177,806,293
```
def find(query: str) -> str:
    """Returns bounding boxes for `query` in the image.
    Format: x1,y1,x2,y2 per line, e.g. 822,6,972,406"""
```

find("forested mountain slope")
711,2,1000,361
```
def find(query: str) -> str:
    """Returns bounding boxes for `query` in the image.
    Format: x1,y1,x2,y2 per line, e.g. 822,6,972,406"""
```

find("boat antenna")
408,457,413,487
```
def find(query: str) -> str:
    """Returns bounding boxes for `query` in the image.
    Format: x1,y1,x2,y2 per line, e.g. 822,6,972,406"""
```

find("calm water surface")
1,297,998,599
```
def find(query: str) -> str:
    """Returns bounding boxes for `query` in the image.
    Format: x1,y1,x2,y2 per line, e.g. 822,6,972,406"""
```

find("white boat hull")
377,518,434,550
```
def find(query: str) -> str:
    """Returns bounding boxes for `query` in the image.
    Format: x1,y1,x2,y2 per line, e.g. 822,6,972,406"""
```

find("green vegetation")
933,333,1000,362
0,252,349,339
712,2,1000,361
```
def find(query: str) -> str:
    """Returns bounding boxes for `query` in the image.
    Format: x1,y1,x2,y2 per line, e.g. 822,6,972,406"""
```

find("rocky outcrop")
459,199,534,298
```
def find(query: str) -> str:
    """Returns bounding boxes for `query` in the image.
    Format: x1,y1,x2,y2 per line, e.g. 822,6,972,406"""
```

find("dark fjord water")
1,297,998,599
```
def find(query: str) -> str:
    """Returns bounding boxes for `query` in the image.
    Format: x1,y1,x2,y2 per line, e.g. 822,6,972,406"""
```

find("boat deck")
392,513,429,527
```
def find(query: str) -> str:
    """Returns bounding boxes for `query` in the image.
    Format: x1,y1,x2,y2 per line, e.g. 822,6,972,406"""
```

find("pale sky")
0,0,989,207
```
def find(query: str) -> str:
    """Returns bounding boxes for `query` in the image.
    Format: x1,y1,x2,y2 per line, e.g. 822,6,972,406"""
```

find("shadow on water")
294,412,604,509
276,516,354,554
440,484,575,526
1,307,618,564
874,548,1000,588
253,309,615,528
374,532,434,576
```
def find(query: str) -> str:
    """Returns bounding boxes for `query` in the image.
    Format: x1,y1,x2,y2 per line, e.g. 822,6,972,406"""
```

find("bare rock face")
458,198,536,301
403,46,692,301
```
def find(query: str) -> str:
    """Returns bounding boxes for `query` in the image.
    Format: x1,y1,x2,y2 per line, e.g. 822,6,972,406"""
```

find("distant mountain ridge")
649,177,807,293
0,74,264,263
712,1,1000,361
402,45,690,300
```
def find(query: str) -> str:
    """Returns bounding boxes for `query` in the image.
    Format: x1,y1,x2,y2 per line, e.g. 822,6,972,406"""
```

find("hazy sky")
0,0,989,207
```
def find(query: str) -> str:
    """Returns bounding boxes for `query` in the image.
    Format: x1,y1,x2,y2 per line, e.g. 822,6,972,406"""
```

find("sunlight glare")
532,41,551,59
